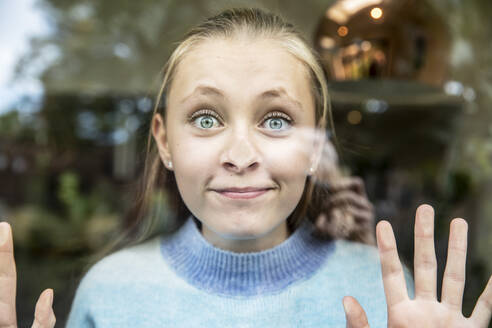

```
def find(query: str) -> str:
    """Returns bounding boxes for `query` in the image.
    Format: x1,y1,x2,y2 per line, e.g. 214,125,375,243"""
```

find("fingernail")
342,297,351,313
0,222,9,246
420,204,434,216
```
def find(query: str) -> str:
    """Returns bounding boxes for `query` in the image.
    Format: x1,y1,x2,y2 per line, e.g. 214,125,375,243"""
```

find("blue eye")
189,109,221,129
265,118,286,130
194,115,220,129
262,112,292,131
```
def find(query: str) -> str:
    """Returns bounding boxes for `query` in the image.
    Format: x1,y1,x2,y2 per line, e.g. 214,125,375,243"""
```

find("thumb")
343,296,370,328
31,289,56,328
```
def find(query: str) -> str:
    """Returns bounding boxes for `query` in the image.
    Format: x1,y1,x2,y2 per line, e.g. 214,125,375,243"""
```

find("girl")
1,8,491,328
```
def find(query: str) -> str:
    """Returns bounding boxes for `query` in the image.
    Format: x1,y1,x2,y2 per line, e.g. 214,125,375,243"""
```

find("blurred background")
0,0,491,326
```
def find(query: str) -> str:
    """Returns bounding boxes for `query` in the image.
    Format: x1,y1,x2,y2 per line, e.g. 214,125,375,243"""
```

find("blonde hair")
88,8,373,268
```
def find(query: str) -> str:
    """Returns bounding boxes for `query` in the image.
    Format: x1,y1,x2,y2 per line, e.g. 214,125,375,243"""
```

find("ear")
152,113,173,170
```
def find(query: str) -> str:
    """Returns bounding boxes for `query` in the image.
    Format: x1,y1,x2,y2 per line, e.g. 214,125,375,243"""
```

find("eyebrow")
180,85,304,111
259,88,304,112
180,85,224,104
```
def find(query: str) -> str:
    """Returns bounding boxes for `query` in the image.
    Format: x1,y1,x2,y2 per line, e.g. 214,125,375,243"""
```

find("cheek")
170,124,216,160
170,135,220,197
174,138,216,168
261,138,310,216
261,137,312,177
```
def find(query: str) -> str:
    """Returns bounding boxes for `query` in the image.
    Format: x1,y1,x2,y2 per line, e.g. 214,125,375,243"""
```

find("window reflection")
316,0,450,86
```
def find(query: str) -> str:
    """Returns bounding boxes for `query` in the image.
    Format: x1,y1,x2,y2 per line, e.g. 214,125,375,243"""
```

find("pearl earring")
167,161,173,169
308,167,315,174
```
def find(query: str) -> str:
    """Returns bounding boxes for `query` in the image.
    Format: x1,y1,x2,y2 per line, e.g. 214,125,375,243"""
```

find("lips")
211,187,274,199
215,187,272,193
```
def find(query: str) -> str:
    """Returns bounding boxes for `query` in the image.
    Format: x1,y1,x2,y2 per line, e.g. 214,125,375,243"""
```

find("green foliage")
57,171,88,224
0,110,38,141
11,172,120,253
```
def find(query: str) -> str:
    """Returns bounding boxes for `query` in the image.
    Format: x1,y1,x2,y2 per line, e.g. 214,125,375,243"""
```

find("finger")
414,204,437,300
441,218,468,311
31,289,56,328
376,220,409,307
470,275,492,327
343,296,370,328
329,191,373,211
0,222,17,327
329,177,367,196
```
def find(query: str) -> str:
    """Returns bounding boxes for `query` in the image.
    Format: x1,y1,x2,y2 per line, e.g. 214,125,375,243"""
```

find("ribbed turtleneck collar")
160,217,335,297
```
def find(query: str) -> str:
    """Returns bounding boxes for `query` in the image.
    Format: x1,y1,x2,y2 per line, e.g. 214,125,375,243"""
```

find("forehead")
168,38,313,106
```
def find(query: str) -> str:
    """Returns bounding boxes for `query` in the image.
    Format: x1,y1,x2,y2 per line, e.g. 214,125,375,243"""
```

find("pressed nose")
220,132,260,173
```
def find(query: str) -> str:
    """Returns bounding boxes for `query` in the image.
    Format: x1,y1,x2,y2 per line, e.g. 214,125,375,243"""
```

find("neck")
200,221,289,253
160,216,336,296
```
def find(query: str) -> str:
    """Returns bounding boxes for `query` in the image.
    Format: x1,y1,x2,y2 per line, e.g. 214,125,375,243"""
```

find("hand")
0,222,56,328
343,204,492,328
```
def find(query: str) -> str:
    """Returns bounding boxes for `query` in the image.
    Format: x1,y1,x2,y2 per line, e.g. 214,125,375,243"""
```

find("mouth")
211,187,274,200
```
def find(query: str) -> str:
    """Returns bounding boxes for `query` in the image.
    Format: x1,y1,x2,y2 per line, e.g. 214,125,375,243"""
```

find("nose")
220,130,260,174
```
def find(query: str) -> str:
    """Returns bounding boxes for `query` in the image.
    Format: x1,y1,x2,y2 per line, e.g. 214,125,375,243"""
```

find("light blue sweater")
66,217,414,327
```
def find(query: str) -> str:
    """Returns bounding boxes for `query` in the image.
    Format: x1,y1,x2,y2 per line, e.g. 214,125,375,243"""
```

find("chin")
219,221,266,239
210,213,274,239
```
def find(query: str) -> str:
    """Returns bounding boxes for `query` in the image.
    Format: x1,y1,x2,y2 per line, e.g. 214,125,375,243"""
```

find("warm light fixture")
326,0,383,24
370,7,383,19
337,26,349,37
347,110,362,124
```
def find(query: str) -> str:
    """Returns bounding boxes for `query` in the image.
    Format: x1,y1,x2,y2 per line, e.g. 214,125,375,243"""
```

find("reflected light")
326,0,383,24
361,40,372,51
347,110,362,124
337,26,349,37
444,80,464,96
370,7,383,20
113,42,132,59
320,36,335,49
463,87,476,102
344,43,360,56
365,99,388,113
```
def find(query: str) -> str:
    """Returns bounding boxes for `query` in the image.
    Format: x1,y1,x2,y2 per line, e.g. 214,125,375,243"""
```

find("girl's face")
153,38,321,252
